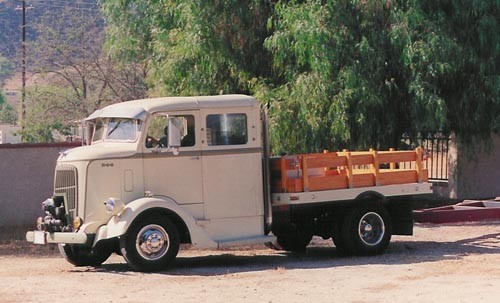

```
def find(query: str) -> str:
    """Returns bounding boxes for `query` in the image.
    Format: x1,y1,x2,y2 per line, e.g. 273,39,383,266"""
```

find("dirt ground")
1,221,500,303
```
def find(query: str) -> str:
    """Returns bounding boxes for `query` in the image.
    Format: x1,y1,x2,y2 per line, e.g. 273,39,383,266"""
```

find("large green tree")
102,0,499,153
265,0,498,153
102,0,272,96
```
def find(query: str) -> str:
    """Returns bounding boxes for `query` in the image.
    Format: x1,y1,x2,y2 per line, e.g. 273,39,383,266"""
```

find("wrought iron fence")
400,133,451,181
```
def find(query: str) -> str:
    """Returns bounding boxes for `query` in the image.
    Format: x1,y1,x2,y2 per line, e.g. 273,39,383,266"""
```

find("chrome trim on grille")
54,164,78,222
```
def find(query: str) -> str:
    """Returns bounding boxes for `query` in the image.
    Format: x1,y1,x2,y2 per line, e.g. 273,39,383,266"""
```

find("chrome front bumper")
26,231,88,245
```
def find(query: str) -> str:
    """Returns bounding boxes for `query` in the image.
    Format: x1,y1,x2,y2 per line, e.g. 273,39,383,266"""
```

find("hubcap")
358,212,385,246
136,224,170,261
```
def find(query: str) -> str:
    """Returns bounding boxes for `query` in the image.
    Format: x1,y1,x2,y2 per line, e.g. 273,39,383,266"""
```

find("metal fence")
400,133,450,181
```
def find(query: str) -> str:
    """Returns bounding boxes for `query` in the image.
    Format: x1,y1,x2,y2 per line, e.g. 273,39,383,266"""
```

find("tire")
276,231,312,252
120,216,179,272
58,243,111,267
340,205,392,256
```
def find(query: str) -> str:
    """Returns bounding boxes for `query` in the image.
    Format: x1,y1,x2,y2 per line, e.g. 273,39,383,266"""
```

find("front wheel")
120,216,179,272
58,244,111,267
340,205,392,256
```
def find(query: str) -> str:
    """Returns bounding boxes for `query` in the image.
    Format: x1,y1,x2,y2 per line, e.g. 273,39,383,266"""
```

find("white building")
0,124,21,144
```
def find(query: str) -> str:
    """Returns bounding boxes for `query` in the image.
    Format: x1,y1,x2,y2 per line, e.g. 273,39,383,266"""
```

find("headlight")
73,217,83,230
104,198,124,215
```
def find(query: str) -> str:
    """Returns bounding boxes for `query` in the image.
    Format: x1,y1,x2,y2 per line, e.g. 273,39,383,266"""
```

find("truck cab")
27,95,272,271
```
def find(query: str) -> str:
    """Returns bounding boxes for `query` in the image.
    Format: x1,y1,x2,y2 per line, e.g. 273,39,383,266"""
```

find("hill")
0,0,100,62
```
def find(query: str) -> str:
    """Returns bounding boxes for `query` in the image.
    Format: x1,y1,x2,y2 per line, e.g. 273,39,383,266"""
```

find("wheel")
340,205,392,256
276,231,312,252
58,243,111,267
120,216,179,272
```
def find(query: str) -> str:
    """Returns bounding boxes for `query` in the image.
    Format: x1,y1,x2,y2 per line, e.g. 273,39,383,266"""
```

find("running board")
217,235,276,249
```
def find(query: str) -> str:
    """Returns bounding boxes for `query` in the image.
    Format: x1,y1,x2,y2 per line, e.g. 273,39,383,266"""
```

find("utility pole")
21,0,26,131
15,1,32,133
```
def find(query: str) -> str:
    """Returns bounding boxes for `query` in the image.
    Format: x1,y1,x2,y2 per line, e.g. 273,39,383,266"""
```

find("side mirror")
168,117,183,155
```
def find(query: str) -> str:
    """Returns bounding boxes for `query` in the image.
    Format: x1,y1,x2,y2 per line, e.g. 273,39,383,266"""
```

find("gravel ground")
1,221,500,303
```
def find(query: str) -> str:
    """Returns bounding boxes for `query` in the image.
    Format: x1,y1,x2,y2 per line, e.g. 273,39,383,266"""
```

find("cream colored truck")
26,94,432,271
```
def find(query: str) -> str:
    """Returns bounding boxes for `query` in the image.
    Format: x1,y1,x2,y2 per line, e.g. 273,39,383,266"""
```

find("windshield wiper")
107,120,122,137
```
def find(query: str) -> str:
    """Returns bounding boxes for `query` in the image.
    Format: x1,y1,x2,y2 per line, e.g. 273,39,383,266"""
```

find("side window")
206,113,247,146
145,114,195,148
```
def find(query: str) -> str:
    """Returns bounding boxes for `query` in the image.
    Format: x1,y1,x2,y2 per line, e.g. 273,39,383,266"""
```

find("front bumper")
26,231,88,245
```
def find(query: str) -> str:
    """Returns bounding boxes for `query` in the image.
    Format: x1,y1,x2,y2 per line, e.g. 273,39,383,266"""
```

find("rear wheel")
340,205,392,255
58,243,111,267
120,216,179,272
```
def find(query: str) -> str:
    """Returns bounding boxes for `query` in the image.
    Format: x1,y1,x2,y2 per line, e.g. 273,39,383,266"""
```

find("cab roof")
85,94,258,121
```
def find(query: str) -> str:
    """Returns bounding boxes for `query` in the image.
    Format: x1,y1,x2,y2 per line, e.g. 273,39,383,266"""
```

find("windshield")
90,118,142,143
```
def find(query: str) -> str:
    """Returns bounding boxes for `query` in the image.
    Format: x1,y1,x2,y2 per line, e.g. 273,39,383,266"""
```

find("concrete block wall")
447,133,500,200
0,143,80,229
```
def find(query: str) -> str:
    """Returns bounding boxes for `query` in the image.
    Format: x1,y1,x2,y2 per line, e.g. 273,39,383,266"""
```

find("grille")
54,164,78,222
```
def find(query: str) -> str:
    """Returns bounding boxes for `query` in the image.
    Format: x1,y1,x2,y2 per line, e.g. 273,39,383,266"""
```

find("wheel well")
354,191,386,205
132,208,192,244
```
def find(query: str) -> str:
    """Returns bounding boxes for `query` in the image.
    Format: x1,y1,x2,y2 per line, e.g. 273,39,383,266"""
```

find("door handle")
190,156,200,160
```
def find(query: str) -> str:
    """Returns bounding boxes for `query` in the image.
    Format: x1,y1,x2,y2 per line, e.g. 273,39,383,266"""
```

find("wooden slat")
280,158,288,192
420,169,429,182
378,151,417,163
344,149,354,188
378,170,418,186
301,155,309,192
306,154,348,168
352,174,375,188
371,149,380,186
285,178,303,193
309,175,348,191
389,148,396,169
416,147,424,182
349,154,374,166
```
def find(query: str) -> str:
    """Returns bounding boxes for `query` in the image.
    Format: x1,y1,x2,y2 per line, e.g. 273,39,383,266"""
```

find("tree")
0,91,17,125
20,86,73,142
101,0,499,153
101,0,272,96
21,3,147,142
0,56,13,86
264,1,448,153
264,0,498,153
395,0,500,144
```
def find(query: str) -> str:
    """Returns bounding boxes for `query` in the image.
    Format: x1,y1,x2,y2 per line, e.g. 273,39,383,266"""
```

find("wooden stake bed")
270,148,428,193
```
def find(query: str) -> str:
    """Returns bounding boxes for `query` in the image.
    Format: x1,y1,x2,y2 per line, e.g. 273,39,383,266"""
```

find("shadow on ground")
82,231,500,276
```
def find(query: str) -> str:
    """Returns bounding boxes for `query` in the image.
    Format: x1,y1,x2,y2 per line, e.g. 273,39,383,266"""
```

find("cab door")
143,111,204,218
200,108,265,240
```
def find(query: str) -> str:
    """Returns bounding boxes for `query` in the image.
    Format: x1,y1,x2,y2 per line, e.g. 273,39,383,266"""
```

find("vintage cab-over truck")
27,95,432,271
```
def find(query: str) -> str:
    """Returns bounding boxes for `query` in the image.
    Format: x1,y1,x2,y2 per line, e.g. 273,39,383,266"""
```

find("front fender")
94,197,217,248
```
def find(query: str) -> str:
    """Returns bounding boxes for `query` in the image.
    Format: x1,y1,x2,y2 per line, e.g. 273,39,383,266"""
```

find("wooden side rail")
270,148,428,193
